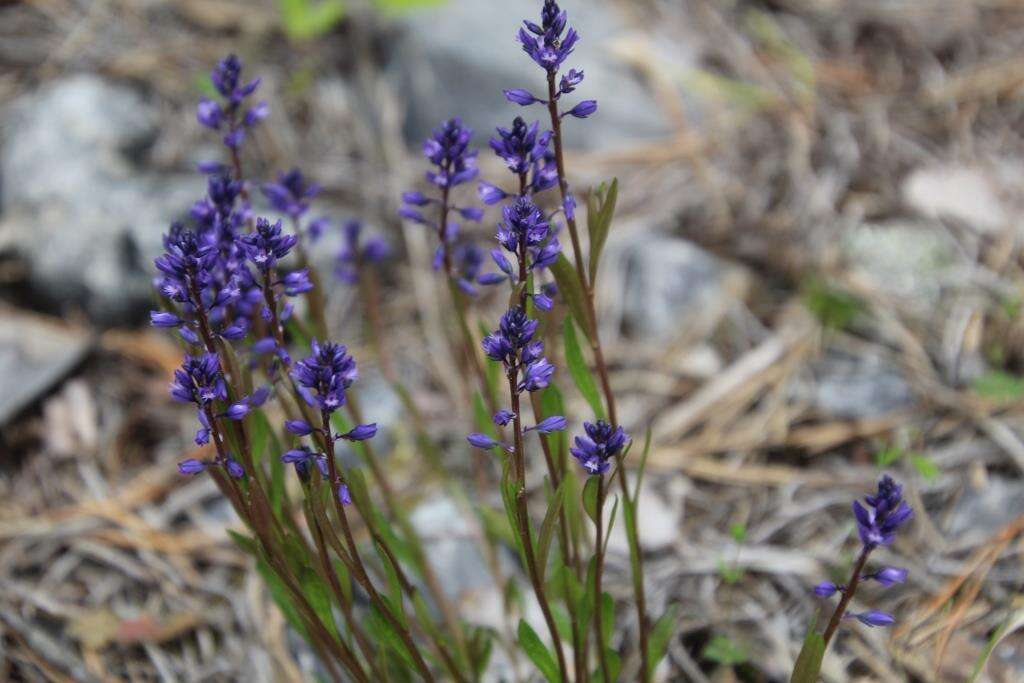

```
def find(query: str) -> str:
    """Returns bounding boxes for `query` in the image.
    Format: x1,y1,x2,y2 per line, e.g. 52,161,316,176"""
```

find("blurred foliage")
278,0,444,41
801,277,865,331
703,634,748,666
973,370,1024,402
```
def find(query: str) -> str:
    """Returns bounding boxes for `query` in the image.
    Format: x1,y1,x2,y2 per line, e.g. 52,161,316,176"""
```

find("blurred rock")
0,75,202,321
841,221,963,313
810,351,914,419
947,477,1024,548
903,163,1014,234
0,309,90,426
621,234,749,344
388,0,677,150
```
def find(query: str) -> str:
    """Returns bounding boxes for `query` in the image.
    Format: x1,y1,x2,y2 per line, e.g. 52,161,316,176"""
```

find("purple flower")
338,484,352,505
483,307,540,368
198,55,266,149
520,357,555,392
154,225,218,306
150,311,183,328
402,191,432,206
813,582,840,598
563,100,598,119
281,269,314,295
170,354,227,406
421,118,479,189
178,458,207,475
262,168,322,219
570,420,628,476
478,181,509,205
504,88,546,106
866,567,908,587
238,218,298,272
285,419,314,436
292,340,358,413
850,610,895,627
490,117,552,177
335,220,390,284
493,410,516,426
497,197,552,256
559,68,584,95
517,0,580,73
467,433,510,452
225,459,245,479
526,415,567,433
340,424,377,441
853,475,914,548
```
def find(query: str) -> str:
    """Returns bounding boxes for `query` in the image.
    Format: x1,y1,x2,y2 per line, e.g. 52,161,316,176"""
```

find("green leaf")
550,254,592,343
875,445,904,468
227,530,258,556
300,567,339,638
279,0,347,41
600,591,614,645
582,476,600,525
517,619,559,683
973,370,1024,402
790,616,826,683
801,276,864,331
587,178,618,283
539,385,567,459
910,453,940,481
256,559,307,637
730,522,747,544
648,604,680,669
372,0,444,15
703,634,748,666
537,478,568,579
716,559,745,584
563,317,605,420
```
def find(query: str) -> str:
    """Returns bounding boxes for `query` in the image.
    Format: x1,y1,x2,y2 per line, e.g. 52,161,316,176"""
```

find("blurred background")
3,0,1024,680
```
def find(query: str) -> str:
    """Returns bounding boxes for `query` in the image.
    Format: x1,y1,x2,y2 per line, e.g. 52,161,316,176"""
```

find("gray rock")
388,0,677,150
0,309,91,426
0,75,203,321
841,220,964,313
810,352,915,419
903,163,1016,234
621,234,749,344
947,477,1024,549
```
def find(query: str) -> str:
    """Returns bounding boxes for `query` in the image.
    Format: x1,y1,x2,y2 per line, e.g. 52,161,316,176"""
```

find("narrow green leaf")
790,615,826,683
587,178,618,283
539,385,567,459
910,453,940,481
550,254,592,343
517,619,560,683
227,530,258,556
600,591,614,645
256,559,307,637
649,604,680,669
582,476,600,525
703,634,748,665
563,317,605,420
538,478,568,579
300,567,339,638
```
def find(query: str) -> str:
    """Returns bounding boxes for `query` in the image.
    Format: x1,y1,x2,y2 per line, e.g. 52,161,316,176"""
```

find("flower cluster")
283,341,377,503
570,420,628,475
197,54,268,151
335,220,390,284
262,168,322,220
399,118,501,293
478,117,558,205
814,476,913,629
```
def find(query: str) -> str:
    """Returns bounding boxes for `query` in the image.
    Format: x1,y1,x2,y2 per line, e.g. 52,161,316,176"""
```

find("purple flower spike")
854,475,914,548
867,567,908,587
170,354,227,407
517,0,580,73
570,420,628,476
292,340,358,414
238,217,297,272
178,459,207,475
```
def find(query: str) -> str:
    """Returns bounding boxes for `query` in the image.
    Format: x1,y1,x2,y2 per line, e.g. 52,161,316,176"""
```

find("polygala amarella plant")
155,2,919,681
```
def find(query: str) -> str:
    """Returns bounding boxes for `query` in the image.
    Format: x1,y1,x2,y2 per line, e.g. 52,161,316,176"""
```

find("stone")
387,0,680,151
0,75,203,321
810,351,915,420
903,163,1014,234
620,233,749,344
0,309,91,426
